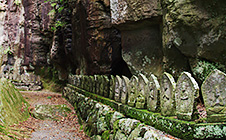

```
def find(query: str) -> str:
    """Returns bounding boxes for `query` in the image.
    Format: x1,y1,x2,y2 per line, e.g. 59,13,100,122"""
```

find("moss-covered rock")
0,78,30,139
33,104,71,120
162,0,226,78
0,78,29,125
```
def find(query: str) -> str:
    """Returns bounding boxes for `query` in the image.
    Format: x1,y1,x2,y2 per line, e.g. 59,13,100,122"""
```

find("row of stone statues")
68,69,226,122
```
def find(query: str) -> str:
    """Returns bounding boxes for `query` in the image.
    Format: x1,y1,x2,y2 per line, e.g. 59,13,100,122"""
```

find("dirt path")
15,90,90,140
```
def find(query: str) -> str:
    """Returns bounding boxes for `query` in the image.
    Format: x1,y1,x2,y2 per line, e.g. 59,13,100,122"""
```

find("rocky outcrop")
0,0,53,82
110,0,163,77
1,0,226,85
50,0,126,78
110,0,161,25
162,0,226,78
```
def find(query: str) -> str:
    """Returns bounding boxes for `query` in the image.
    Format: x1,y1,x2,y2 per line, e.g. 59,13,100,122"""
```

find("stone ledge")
66,84,226,140
63,85,179,140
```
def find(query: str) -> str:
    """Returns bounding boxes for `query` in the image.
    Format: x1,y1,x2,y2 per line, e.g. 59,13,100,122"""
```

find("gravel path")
17,90,90,140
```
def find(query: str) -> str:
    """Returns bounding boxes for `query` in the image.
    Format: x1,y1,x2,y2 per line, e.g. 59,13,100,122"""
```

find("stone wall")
64,69,226,139
63,87,179,140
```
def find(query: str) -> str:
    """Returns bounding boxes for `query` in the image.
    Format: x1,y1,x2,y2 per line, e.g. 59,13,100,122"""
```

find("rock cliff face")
0,0,226,83
162,0,226,79
51,0,130,77
0,0,53,79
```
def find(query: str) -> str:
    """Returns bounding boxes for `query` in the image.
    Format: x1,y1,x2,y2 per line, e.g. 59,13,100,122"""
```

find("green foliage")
45,0,68,31
192,60,220,82
3,47,12,55
51,20,66,31
102,130,110,140
14,0,21,6
35,66,66,92
47,96,52,99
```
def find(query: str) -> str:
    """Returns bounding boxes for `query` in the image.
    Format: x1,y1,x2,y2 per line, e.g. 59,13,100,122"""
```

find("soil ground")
12,90,90,140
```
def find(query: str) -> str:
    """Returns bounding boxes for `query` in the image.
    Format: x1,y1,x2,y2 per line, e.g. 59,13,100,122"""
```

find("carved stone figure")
175,72,199,120
89,76,94,92
201,69,226,122
147,74,160,112
121,76,130,104
128,75,138,107
80,76,85,89
109,75,115,99
93,75,97,93
137,73,149,109
103,75,110,97
70,75,75,86
99,75,105,96
72,75,76,86
85,76,89,91
114,75,122,102
76,75,81,87
160,72,176,116
136,94,146,109
68,74,73,85
96,75,101,95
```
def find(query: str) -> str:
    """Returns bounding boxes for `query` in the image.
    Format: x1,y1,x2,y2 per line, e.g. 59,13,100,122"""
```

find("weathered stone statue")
89,76,94,92
72,75,76,86
128,75,138,107
103,75,110,97
93,75,97,93
136,73,149,109
114,75,122,102
85,75,89,91
121,76,130,104
109,75,115,99
95,75,100,95
147,74,160,112
201,69,226,122
70,75,75,86
175,72,199,120
100,75,105,96
80,76,85,89
76,75,81,88
160,72,176,116
68,74,73,85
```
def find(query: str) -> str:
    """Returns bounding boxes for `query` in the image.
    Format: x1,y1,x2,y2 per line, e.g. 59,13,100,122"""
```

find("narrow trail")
16,90,90,140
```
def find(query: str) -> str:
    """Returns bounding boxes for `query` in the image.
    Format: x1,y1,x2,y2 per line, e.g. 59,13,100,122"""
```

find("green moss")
0,79,30,139
66,85,226,139
0,79,29,126
105,111,114,129
101,130,110,140
192,60,219,82
113,120,120,138
35,66,65,92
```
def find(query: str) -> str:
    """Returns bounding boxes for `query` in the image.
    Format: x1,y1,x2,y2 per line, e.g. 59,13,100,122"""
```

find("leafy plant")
4,47,12,55
14,0,21,6
192,60,219,82
51,20,66,31
45,0,67,31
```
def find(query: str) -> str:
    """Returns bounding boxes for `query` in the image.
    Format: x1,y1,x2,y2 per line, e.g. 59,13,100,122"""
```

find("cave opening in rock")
111,56,132,78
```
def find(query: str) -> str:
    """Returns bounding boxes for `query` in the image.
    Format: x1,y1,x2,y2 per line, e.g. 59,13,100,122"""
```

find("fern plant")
45,0,67,31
